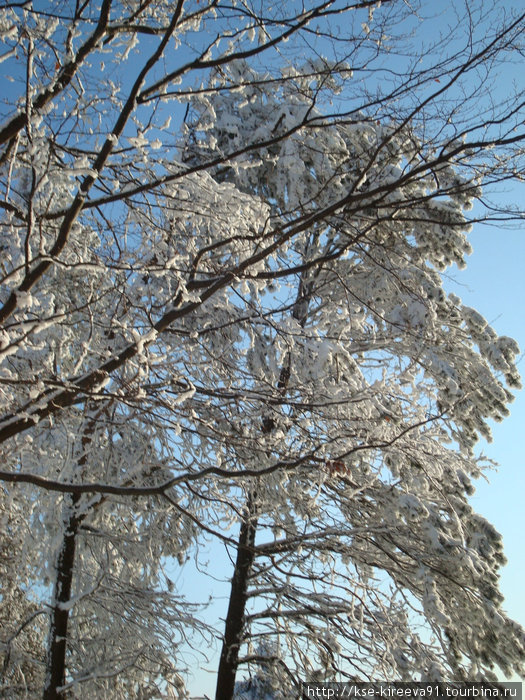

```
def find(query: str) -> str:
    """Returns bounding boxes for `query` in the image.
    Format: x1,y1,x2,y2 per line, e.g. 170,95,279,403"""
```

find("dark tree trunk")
43,492,81,700
215,267,315,698
42,411,102,698
215,492,258,700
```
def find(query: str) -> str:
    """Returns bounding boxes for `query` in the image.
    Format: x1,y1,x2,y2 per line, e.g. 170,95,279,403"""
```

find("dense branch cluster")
0,1,524,698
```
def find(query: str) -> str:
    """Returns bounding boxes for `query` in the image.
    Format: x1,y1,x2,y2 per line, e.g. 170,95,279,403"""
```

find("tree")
0,484,47,697
233,642,288,699
0,0,524,697
175,56,525,695
36,405,202,699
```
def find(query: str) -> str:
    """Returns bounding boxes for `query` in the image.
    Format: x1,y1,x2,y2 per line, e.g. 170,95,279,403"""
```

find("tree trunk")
215,492,258,700
43,410,103,698
43,492,81,700
215,269,314,698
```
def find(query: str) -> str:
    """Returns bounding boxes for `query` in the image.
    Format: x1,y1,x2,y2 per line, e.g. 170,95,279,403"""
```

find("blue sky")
445,222,525,632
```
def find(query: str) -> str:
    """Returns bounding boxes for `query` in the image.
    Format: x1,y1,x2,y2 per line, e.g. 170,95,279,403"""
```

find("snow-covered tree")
174,58,525,696
0,484,47,696
0,0,524,697
233,642,287,699
36,406,201,699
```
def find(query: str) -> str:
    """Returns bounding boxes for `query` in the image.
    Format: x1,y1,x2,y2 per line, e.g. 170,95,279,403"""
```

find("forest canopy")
0,1,524,698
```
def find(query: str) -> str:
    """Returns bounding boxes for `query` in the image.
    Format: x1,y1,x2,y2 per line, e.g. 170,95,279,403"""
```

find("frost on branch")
0,0,524,696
